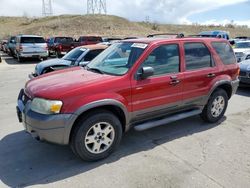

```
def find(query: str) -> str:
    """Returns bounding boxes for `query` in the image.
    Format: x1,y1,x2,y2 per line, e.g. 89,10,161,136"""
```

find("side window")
184,43,213,70
140,44,180,76
211,42,236,65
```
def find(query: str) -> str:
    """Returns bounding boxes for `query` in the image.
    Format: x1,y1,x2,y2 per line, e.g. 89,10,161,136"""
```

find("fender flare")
63,99,130,144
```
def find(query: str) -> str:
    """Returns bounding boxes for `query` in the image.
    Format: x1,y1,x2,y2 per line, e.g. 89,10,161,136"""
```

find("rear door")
131,43,183,121
182,42,217,107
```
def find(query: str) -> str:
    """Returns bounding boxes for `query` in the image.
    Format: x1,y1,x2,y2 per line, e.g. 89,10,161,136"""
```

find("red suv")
17,37,239,161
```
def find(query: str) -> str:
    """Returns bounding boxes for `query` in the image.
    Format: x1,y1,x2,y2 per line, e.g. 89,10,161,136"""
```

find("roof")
16,35,44,38
78,44,108,50
236,40,250,43
124,37,227,45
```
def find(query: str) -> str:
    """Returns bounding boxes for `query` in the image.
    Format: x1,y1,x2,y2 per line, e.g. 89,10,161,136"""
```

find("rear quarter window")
211,42,236,65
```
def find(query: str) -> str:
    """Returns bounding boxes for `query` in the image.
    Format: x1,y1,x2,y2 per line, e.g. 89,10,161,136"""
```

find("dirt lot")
0,53,250,188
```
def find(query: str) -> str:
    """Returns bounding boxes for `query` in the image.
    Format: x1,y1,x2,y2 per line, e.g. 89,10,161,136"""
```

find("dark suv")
17,37,239,161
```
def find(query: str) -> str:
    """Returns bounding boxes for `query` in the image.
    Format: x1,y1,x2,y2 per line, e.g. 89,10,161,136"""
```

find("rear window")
211,42,236,65
55,37,73,43
20,37,45,43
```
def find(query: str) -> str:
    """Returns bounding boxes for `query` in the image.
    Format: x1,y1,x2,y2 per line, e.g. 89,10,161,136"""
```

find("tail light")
19,45,23,52
59,44,62,51
236,67,240,76
45,44,48,50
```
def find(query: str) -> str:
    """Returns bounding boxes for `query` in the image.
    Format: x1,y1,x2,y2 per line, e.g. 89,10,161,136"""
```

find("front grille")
235,52,244,57
240,71,247,77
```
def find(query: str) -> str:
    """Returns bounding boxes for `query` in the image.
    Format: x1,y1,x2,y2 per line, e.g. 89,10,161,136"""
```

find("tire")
70,110,123,161
201,89,228,123
55,51,60,58
17,54,23,63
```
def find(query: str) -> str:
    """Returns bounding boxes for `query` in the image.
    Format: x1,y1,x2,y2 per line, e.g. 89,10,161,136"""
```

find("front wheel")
201,89,228,123
70,110,123,161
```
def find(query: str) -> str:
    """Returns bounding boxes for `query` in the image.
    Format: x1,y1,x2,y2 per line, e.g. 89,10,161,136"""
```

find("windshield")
87,42,147,76
235,42,250,49
62,47,86,61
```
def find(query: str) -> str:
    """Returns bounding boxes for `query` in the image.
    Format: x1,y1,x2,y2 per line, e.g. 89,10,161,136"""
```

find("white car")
233,40,250,62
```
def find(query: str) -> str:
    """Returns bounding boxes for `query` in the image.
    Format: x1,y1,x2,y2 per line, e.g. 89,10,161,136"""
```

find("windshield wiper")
86,67,104,74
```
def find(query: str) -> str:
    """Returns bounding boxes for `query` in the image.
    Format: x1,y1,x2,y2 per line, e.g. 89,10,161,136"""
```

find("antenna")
42,0,53,17
87,0,107,14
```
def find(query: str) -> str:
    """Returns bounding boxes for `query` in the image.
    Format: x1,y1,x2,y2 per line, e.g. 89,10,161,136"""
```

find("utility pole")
87,0,107,14
42,0,53,17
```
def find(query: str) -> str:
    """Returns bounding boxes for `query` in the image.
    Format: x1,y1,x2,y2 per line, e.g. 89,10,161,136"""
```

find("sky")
0,0,250,26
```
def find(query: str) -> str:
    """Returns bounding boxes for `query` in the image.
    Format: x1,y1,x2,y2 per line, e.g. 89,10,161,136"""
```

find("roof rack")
147,33,184,38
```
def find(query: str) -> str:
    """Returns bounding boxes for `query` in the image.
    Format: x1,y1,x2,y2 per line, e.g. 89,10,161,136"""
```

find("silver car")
15,35,48,62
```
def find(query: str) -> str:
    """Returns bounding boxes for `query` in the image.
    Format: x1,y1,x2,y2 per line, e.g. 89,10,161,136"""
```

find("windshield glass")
235,42,250,48
62,47,86,61
87,42,147,75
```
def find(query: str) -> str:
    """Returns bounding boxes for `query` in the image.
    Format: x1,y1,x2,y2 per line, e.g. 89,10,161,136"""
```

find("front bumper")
231,79,240,95
16,89,77,145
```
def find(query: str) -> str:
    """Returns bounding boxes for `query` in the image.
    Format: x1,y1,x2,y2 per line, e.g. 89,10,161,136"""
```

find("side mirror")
138,67,154,79
79,61,89,67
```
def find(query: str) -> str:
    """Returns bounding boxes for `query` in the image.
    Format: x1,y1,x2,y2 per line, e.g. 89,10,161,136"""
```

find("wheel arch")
208,80,233,100
65,99,130,145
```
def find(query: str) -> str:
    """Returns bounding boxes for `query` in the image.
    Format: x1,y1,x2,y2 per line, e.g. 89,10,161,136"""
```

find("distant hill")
0,14,250,39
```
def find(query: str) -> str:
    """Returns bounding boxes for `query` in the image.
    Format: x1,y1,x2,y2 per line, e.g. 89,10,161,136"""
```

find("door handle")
207,73,216,78
170,79,180,85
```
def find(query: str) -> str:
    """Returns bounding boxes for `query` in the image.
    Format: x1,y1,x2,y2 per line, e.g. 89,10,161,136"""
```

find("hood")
25,67,116,99
36,58,72,75
240,60,250,71
234,48,250,53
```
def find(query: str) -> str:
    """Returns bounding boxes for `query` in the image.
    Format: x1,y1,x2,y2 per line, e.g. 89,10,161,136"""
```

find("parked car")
0,39,8,52
7,36,16,56
233,40,250,62
14,35,48,62
77,36,103,46
99,37,122,46
30,44,108,78
239,59,250,86
198,31,229,40
47,37,76,57
16,37,239,161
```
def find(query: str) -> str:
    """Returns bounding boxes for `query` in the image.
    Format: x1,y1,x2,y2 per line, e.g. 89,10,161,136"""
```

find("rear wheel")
201,89,228,123
17,54,23,63
70,110,123,161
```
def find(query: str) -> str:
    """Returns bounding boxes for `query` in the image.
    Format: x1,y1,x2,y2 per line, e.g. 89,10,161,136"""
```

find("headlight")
31,98,63,114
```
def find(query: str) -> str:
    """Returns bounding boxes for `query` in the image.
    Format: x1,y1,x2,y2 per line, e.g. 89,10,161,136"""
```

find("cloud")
199,19,250,27
0,0,249,25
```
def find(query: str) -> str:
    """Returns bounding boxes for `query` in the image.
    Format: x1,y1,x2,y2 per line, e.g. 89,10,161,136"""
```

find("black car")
239,60,250,86
30,44,107,78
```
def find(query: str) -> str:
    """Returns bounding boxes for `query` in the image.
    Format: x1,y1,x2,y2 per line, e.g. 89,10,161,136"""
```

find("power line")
42,0,53,17
87,0,107,14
